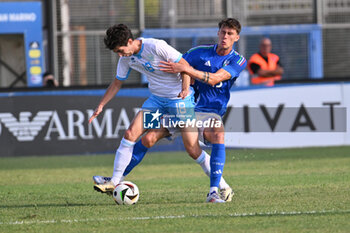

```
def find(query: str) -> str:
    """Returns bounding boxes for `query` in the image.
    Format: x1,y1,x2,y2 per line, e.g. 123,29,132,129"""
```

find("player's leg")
202,120,231,202
170,93,223,202
180,127,223,203
111,110,147,184
122,127,170,177
196,112,233,201
120,94,169,179
93,127,170,185
94,110,147,193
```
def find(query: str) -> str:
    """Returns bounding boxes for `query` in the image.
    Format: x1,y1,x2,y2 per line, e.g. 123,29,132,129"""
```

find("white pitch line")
0,209,349,226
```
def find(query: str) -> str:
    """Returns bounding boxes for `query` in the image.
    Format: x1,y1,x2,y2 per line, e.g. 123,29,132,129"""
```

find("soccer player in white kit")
89,24,213,197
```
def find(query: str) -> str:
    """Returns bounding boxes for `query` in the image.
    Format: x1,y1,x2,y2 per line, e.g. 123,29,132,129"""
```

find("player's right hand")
159,61,186,73
178,89,189,100
89,105,103,124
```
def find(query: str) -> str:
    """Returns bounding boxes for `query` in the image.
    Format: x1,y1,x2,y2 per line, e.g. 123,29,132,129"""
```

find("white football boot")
93,181,115,195
93,176,111,184
206,191,225,203
220,187,235,202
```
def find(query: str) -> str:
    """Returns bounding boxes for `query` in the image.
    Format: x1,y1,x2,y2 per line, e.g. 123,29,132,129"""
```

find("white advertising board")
224,83,349,148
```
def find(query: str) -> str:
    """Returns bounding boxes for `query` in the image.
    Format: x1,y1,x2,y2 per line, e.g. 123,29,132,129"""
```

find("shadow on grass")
0,202,113,209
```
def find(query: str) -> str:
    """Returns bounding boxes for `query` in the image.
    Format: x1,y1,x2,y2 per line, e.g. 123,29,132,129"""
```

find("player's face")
217,26,240,50
113,39,134,57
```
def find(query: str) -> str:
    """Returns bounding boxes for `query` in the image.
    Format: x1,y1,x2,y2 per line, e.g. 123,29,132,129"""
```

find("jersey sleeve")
116,57,131,81
223,55,247,79
183,48,200,66
183,51,193,65
155,40,182,63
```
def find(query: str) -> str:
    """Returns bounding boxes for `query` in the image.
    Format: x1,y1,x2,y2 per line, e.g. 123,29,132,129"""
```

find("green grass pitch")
0,146,349,232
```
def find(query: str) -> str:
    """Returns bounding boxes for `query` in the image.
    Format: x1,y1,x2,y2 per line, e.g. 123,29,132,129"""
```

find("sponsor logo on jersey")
204,60,211,67
142,62,155,72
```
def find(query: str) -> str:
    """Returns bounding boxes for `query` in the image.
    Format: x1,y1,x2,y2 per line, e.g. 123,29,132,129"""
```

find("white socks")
111,138,135,185
111,140,231,192
196,150,230,190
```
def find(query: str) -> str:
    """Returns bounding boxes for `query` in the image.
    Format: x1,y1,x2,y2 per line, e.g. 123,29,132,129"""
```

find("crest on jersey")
223,60,230,67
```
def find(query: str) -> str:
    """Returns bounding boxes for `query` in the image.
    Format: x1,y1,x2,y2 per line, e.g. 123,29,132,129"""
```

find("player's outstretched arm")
89,79,123,123
159,61,231,86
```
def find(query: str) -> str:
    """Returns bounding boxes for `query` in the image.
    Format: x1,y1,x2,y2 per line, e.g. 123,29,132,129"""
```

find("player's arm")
185,67,231,86
89,79,122,123
178,58,191,99
159,61,230,86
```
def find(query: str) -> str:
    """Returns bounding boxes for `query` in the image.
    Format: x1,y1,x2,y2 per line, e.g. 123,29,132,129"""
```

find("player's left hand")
178,89,189,99
159,61,185,73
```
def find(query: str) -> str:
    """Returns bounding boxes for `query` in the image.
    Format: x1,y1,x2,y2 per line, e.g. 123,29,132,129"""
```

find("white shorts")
165,111,223,146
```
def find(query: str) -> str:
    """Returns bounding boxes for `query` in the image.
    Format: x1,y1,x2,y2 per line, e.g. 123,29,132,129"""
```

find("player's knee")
141,134,157,148
185,144,202,159
207,131,225,144
124,129,136,141
214,131,225,143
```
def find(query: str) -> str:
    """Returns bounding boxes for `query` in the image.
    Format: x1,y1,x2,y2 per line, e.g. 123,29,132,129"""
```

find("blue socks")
210,144,226,189
122,140,226,192
123,140,148,176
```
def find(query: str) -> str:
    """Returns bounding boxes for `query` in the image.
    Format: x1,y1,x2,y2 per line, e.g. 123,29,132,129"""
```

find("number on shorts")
176,102,187,114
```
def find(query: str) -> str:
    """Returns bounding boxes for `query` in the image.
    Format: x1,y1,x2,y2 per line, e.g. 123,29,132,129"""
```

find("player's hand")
178,89,189,100
89,105,103,124
159,61,186,73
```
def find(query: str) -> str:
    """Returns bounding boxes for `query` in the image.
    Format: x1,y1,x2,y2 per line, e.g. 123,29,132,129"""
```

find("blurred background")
1,0,350,88
1,0,349,156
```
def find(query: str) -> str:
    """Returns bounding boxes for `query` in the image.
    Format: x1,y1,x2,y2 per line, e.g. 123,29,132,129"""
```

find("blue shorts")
142,92,195,121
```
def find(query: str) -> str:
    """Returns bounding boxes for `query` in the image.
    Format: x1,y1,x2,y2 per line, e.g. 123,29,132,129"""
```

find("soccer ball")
112,181,139,205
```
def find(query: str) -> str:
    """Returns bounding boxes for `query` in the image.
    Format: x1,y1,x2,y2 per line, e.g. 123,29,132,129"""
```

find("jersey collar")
133,39,144,58
214,44,236,56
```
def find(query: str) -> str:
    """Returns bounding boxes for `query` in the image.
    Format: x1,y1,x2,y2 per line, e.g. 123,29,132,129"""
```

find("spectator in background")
43,72,58,87
248,38,283,86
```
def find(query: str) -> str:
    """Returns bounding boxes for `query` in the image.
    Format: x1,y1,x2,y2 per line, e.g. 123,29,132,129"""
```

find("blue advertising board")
0,2,44,87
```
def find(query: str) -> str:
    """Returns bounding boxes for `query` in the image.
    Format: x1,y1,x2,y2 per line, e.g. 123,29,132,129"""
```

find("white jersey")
116,38,184,99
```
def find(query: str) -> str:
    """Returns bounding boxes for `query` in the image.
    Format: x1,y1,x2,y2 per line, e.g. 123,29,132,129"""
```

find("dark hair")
104,24,134,50
218,18,241,34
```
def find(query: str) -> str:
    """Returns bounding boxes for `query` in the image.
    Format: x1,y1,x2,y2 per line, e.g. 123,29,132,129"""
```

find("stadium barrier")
0,82,349,156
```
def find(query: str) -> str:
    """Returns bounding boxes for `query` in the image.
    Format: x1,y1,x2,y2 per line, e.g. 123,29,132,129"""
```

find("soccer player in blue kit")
94,18,247,203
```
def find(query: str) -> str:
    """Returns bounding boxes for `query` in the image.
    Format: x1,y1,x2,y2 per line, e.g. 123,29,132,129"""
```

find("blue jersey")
183,44,247,117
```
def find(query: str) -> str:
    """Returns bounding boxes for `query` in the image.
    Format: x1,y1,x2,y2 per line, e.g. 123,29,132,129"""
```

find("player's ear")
127,38,133,46
217,29,220,37
235,34,240,42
